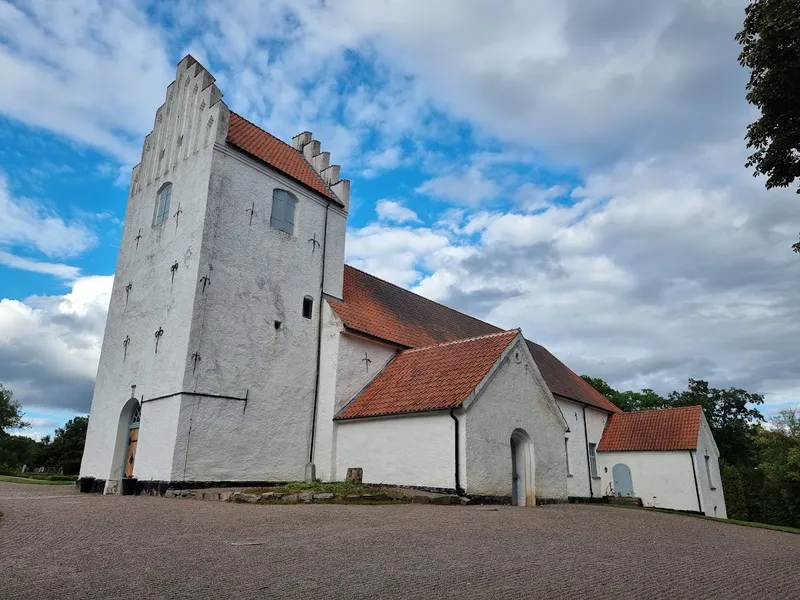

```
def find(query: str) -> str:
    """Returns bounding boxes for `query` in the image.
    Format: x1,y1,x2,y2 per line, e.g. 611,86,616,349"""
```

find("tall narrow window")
154,183,172,226
270,189,297,235
565,438,571,475
302,295,313,319
588,443,598,478
705,455,716,489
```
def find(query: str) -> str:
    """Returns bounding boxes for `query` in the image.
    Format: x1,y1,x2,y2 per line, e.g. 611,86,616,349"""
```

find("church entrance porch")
510,428,535,506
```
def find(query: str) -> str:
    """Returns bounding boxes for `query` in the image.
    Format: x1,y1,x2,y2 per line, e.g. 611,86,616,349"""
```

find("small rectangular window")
565,438,571,475
705,455,716,489
588,443,598,478
302,296,313,319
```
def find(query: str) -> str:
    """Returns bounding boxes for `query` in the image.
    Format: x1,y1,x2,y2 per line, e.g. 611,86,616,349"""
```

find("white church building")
79,56,726,514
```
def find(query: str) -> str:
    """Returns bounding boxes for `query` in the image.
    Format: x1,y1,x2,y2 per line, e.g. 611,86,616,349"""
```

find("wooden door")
124,427,139,478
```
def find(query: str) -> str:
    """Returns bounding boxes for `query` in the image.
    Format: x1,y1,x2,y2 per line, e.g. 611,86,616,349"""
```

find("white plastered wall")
312,313,399,481
80,56,227,484
598,450,701,512
694,416,727,518
170,139,348,482
555,398,611,498
335,413,455,489
463,338,568,501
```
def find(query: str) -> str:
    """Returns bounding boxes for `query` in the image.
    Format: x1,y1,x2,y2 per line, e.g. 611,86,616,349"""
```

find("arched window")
302,295,313,319
270,189,297,235
130,403,141,429
154,183,172,226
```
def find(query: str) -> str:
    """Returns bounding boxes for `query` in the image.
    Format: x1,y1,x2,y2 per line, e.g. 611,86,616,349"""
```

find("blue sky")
0,0,798,441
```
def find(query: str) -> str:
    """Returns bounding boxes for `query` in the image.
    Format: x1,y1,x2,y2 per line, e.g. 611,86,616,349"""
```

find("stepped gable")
226,112,344,205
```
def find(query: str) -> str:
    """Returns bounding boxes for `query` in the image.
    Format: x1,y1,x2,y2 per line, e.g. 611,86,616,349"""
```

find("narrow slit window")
565,438,571,475
270,189,297,235
302,296,313,319
588,443,598,478
154,183,172,226
705,455,715,489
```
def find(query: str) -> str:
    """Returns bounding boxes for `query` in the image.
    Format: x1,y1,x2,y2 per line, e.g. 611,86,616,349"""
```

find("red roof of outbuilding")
226,112,341,204
597,405,703,452
336,331,520,420
329,266,622,414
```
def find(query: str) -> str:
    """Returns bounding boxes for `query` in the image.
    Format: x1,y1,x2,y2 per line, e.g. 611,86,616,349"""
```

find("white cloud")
416,167,501,205
0,173,95,258
0,275,112,412
375,199,419,224
0,0,173,163
361,147,402,178
0,251,80,279
514,183,568,212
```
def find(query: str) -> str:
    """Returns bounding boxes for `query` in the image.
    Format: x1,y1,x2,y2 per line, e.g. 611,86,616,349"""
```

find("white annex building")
80,56,725,515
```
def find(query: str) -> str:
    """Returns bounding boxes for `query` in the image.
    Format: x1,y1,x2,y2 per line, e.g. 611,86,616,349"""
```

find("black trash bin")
121,477,138,496
79,476,95,493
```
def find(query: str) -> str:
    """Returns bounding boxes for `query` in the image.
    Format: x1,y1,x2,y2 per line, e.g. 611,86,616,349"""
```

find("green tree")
736,0,800,196
754,408,800,527
38,417,88,475
580,376,668,412
668,379,764,466
0,384,28,431
721,463,749,520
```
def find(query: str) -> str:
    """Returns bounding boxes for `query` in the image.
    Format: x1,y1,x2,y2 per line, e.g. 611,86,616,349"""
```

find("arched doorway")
612,463,634,497
510,429,535,506
124,403,141,478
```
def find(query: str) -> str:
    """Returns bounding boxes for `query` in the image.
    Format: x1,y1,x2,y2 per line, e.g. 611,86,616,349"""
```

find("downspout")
689,451,702,513
582,405,593,499
308,203,330,466
450,409,464,496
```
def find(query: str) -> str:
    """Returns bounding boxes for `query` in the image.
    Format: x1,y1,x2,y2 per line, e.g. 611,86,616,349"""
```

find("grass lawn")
607,503,800,534
0,475,75,486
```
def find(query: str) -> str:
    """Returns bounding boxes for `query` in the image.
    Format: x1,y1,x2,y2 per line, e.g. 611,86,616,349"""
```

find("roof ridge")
614,405,703,417
228,111,338,200
403,329,520,354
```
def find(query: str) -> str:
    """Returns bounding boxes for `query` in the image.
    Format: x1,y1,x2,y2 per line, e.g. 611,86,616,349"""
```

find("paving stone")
386,492,407,501
1,482,797,599
281,494,300,503
259,492,280,500
411,495,430,504
429,494,460,505
313,493,335,501
298,492,314,503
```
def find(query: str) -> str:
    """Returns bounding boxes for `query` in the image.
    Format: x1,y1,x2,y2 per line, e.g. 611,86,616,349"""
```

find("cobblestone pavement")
1,483,798,600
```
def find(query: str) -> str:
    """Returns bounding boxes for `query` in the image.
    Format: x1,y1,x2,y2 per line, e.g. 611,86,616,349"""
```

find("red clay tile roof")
226,112,341,204
597,405,703,452
336,331,520,420
329,266,621,413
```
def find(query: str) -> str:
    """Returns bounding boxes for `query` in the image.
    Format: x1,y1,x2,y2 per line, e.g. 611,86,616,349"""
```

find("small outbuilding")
597,405,727,518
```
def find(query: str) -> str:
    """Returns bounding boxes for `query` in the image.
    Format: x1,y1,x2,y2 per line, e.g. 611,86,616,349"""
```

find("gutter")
689,451,702,513
308,203,330,465
582,405,593,499
450,409,464,496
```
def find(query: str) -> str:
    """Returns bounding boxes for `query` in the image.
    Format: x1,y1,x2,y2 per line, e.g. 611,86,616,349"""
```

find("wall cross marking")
123,336,131,360
134,229,143,250
125,282,132,304
154,327,164,354
308,233,321,254
362,352,372,372
200,275,211,293
246,201,256,226
191,352,201,373
171,261,179,282
174,203,183,228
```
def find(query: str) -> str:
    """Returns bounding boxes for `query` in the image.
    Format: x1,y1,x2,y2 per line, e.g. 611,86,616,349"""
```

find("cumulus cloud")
0,0,173,163
375,199,420,224
0,173,95,258
416,167,501,205
0,276,113,412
